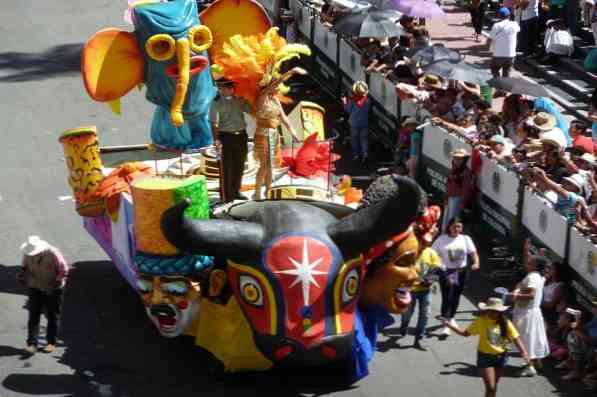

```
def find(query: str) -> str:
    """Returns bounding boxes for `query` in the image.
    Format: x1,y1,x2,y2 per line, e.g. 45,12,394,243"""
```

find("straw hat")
539,127,567,150
562,173,584,191
20,235,50,257
352,81,369,96
579,153,596,166
418,74,444,90
478,297,509,312
528,112,557,132
451,148,470,158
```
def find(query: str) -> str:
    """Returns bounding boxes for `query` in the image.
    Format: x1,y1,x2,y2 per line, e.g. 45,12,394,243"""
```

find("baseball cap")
498,7,510,17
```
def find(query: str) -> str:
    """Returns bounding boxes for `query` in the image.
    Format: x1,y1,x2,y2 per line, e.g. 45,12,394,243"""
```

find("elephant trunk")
170,38,190,127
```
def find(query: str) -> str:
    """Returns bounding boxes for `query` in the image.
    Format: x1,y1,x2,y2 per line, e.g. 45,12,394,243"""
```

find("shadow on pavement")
0,264,28,296
0,43,82,82
0,260,358,397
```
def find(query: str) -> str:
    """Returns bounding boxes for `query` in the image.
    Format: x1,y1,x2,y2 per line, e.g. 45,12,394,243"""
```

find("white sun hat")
20,235,50,256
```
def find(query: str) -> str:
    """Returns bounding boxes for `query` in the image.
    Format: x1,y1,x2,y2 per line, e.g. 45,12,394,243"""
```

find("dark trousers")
470,4,486,35
519,17,540,55
490,57,514,77
27,288,62,346
439,269,468,319
219,131,248,203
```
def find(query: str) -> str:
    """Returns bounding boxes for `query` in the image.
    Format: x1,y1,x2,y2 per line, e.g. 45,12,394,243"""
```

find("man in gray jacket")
18,236,68,354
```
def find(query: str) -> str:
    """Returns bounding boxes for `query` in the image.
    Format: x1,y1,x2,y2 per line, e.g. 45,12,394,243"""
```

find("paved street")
0,1,584,396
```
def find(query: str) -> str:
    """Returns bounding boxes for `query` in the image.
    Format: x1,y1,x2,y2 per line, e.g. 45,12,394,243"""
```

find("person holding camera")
17,236,68,355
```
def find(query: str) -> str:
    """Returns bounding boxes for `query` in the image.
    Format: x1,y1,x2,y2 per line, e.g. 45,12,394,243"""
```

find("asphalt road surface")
0,1,582,396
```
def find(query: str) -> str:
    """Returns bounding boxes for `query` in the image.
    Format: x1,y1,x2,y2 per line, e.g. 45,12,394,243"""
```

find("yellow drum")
59,126,104,217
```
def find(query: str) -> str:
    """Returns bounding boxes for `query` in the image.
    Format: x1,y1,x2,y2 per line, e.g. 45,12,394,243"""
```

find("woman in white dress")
508,240,550,376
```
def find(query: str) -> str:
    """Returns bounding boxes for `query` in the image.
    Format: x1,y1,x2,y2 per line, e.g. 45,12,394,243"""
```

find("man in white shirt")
488,7,520,77
518,0,540,56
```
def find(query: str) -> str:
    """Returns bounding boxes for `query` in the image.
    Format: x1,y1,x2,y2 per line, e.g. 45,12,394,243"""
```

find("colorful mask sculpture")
136,255,210,337
131,175,213,337
161,175,424,366
82,0,270,150
359,175,422,314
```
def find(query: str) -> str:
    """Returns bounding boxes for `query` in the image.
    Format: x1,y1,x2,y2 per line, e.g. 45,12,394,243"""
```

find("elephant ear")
82,28,144,102
200,0,271,59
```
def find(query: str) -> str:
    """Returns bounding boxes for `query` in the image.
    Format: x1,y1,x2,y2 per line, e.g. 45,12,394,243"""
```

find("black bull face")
161,176,424,365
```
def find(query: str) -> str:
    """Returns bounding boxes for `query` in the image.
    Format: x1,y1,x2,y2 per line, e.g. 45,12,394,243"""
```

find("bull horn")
327,175,426,259
161,199,264,261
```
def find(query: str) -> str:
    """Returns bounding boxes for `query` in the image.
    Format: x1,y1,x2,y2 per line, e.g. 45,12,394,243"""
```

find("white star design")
276,238,327,306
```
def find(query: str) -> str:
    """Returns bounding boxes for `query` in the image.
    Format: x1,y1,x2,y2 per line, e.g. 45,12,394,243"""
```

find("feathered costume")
211,28,310,199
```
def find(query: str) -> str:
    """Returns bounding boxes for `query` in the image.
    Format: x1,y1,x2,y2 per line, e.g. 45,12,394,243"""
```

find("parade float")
59,0,431,381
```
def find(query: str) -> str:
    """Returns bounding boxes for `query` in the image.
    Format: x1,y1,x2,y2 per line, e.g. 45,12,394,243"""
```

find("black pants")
27,288,62,346
470,4,486,35
439,268,468,319
490,57,514,77
519,17,540,55
219,131,248,203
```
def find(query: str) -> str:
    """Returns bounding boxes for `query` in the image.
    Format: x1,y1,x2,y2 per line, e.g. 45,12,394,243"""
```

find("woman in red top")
441,148,475,232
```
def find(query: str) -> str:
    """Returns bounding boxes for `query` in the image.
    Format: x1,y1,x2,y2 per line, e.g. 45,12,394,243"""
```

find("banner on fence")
521,189,568,260
419,125,473,197
338,39,365,84
568,227,597,307
311,47,339,95
476,154,520,238
401,99,417,118
369,72,398,118
291,0,312,40
313,20,338,63
369,102,396,149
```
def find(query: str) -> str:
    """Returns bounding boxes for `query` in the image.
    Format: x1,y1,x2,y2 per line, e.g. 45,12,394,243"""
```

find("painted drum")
59,126,105,217
131,175,209,255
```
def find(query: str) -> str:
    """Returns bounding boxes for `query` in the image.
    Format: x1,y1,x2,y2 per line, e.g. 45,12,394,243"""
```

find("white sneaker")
519,365,537,377
440,326,451,336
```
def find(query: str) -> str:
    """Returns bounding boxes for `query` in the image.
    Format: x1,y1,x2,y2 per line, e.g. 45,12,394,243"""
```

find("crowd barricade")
568,227,597,310
312,18,340,95
476,153,521,240
419,124,473,198
290,0,313,42
285,0,597,299
521,188,568,262
368,73,399,148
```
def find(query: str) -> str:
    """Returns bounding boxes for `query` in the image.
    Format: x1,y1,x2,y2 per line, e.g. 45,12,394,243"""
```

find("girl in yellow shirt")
439,298,531,397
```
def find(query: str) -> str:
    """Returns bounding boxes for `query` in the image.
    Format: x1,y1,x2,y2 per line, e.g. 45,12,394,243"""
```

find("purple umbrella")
392,0,416,14
400,0,447,19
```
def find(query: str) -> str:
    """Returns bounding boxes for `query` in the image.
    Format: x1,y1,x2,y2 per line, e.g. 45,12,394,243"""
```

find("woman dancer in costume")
253,69,302,199
210,28,310,199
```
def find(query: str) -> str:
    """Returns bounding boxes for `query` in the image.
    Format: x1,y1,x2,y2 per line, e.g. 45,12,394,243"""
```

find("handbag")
546,29,574,56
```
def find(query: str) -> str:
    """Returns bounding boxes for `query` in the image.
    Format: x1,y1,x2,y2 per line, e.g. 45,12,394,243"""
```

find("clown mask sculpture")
161,175,424,365
135,255,211,337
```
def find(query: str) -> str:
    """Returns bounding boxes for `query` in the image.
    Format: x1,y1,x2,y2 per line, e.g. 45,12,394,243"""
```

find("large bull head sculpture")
161,176,424,366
